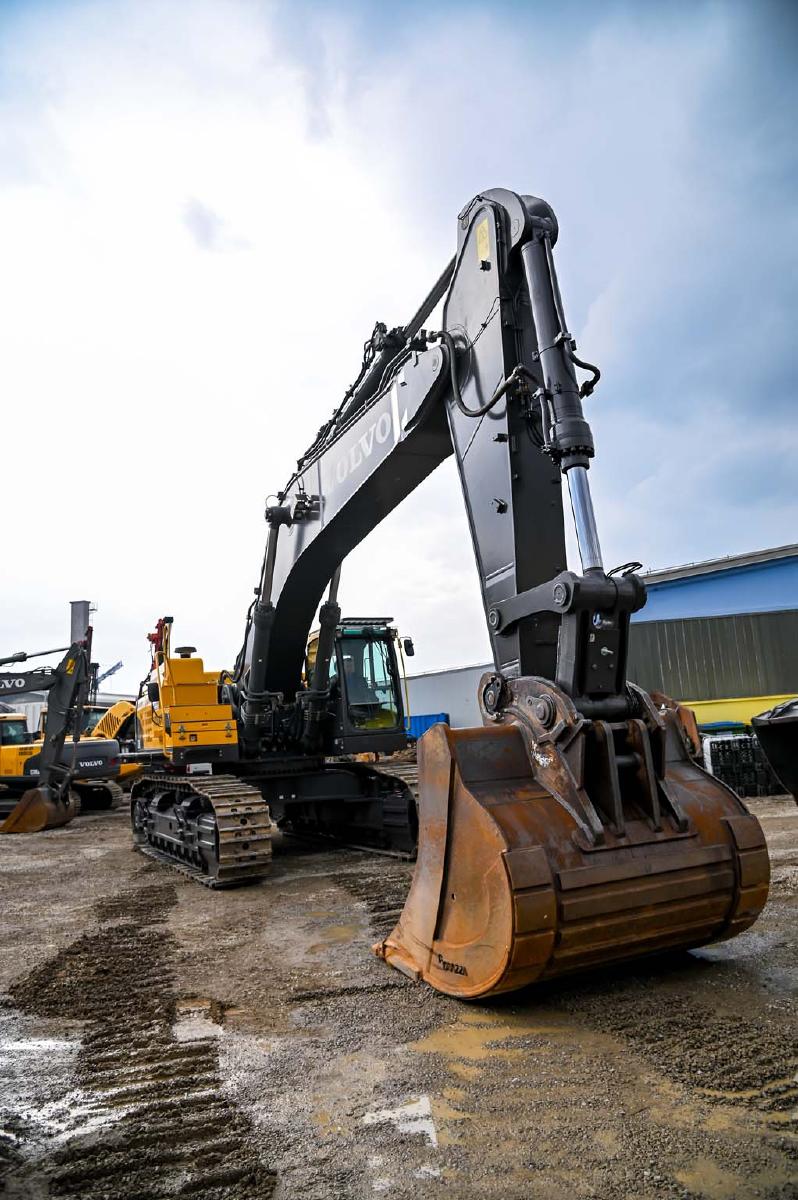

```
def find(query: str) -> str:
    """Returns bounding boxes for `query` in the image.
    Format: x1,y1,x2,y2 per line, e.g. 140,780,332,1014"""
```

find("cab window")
0,720,31,746
338,636,399,730
81,709,105,734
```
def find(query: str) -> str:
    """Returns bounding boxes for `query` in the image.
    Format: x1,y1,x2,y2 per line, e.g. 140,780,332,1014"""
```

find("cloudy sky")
2,0,796,693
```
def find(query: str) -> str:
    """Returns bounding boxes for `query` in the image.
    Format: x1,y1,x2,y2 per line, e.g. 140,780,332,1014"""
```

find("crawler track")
74,779,125,811
131,773,272,888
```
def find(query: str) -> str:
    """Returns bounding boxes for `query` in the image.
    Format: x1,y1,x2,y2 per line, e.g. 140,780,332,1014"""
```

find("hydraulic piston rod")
567,465,603,572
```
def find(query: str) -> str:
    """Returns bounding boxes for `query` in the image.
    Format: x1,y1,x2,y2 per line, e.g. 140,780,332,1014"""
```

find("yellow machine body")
91,700,135,741
89,701,141,785
0,713,41,778
136,648,237,764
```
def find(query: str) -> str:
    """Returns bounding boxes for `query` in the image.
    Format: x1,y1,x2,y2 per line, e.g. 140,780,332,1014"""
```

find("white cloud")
1,0,795,692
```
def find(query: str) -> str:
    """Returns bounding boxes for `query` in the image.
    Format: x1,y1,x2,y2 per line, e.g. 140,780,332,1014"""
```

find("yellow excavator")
0,633,121,832
129,187,769,999
90,699,136,746
34,699,142,794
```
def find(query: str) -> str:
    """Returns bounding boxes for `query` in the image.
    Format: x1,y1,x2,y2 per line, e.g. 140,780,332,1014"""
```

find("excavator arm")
237,187,769,997
128,187,768,986
242,190,637,731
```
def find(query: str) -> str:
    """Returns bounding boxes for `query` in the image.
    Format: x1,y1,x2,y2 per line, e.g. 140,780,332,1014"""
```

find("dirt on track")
0,795,796,1200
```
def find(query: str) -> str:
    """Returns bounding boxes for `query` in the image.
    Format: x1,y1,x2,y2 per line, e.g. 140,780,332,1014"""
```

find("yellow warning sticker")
475,217,490,264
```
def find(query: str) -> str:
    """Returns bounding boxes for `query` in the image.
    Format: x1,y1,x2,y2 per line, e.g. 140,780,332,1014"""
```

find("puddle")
172,996,225,1043
363,1095,439,1147
410,1009,565,1064
0,1012,128,1163
172,1013,224,1043
307,923,361,954
0,1037,75,1056
675,1157,747,1198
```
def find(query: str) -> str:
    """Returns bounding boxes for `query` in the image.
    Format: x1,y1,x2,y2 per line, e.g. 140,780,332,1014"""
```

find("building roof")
642,543,798,586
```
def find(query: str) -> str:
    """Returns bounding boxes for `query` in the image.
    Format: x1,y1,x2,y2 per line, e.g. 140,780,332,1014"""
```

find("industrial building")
406,543,798,731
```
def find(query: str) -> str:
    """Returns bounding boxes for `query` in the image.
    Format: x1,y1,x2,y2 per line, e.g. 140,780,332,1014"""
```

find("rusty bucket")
374,681,770,1000
0,786,77,834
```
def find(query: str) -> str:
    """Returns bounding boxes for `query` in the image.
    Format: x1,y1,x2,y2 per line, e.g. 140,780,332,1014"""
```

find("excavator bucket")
0,786,77,834
375,680,770,999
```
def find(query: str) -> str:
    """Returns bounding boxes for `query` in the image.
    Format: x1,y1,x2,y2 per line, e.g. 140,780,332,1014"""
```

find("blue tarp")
406,713,449,740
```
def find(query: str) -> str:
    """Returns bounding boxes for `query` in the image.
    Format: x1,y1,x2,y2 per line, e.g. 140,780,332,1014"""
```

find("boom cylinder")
302,570,342,752
520,233,603,574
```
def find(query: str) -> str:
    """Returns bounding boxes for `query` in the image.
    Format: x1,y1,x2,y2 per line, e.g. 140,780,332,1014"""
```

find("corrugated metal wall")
628,609,798,700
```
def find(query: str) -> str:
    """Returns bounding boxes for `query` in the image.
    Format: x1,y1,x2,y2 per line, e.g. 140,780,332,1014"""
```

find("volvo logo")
0,678,26,690
334,411,393,484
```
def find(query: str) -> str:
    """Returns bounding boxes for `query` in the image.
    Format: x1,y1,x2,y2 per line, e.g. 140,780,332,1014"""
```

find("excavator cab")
0,714,34,747
36,703,112,739
304,619,409,752
325,620,407,754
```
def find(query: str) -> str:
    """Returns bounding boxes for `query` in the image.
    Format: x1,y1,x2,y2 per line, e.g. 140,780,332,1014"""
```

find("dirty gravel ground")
0,796,796,1200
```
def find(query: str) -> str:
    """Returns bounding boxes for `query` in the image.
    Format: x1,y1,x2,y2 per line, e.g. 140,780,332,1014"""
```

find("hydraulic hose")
434,330,534,418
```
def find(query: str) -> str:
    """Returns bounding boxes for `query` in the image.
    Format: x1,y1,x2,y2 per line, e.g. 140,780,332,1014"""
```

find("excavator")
131,187,770,998
90,700,136,749
35,699,142,791
0,633,121,832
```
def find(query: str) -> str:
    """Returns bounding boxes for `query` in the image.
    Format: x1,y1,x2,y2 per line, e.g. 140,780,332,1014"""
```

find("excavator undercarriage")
132,774,273,887
127,615,418,884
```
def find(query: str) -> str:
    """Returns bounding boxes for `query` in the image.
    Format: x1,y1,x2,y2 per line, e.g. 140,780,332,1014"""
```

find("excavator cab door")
327,624,408,756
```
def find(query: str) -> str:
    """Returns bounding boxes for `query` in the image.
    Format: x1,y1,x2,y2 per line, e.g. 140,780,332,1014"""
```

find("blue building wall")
633,556,798,623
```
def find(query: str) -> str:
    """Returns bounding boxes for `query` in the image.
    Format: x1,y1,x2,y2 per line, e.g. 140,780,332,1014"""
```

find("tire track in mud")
3,880,277,1199
333,864,414,943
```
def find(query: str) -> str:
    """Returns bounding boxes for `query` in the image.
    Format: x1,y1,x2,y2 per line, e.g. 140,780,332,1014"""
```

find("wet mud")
0,798,796,1199
1,872,275,1198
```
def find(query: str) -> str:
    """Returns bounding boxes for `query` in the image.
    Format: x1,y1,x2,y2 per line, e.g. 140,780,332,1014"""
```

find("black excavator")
132,187,769,998
0,631,121,832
